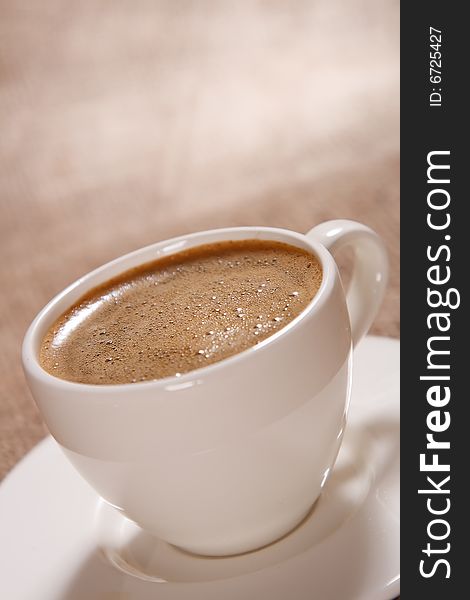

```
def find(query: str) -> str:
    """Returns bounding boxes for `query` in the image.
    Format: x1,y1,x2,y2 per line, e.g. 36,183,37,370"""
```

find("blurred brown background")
0,0,399,479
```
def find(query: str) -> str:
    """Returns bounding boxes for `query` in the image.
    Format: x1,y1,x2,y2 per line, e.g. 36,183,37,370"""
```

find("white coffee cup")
22,220,388,556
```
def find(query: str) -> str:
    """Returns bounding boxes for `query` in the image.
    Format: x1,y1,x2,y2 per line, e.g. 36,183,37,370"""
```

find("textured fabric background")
0,0,399,479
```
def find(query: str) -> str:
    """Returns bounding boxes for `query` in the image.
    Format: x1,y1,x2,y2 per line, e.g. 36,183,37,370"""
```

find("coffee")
39,240,322,384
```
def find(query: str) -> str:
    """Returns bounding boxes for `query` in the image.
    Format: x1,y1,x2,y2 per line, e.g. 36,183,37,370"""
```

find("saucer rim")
0,335,400,600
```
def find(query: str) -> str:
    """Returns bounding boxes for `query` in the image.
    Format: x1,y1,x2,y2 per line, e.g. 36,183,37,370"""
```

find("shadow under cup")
22,226,352,557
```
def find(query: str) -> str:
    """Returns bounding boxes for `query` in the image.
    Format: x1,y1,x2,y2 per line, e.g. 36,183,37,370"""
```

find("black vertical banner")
401,2,466,598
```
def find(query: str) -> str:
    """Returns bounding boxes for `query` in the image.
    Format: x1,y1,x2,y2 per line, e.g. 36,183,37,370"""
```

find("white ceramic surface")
22,221,388,555
1,336,400,600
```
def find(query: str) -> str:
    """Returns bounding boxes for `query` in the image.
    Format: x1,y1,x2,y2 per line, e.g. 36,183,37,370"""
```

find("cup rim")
22,226,337,392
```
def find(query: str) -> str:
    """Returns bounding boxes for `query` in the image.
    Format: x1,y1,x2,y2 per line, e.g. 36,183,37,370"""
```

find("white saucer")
0,336,399,600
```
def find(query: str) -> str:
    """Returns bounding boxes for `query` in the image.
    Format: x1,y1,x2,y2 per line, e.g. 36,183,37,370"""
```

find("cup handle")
306,220,389,347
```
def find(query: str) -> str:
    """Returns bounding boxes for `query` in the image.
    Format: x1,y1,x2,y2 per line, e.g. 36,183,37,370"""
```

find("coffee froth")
39,240,322,384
